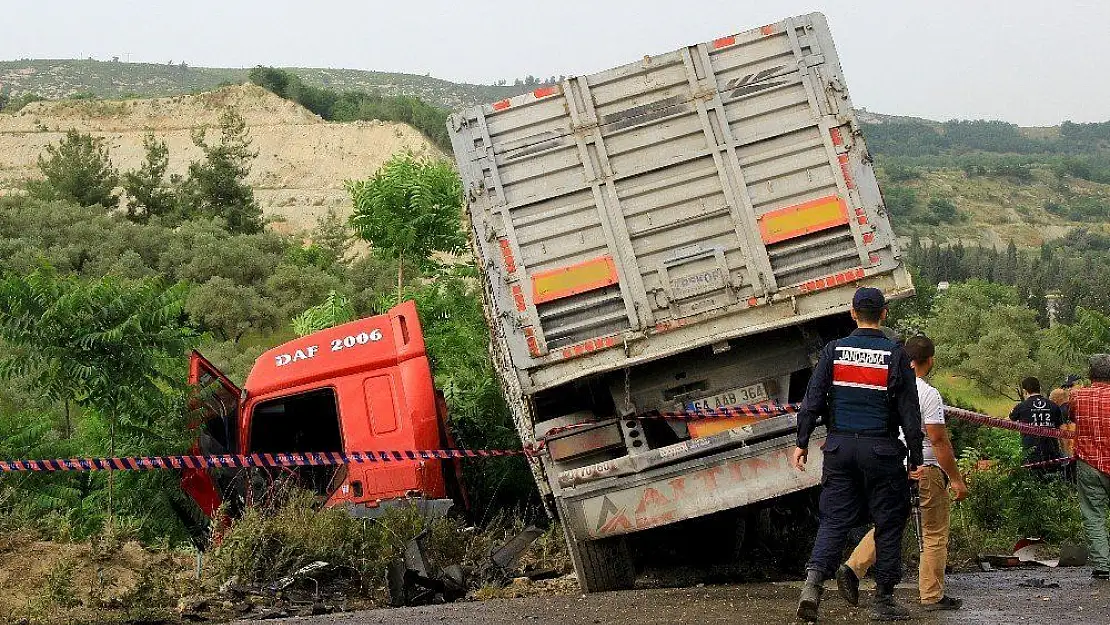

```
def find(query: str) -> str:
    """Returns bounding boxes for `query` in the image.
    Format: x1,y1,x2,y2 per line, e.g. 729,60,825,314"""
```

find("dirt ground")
241,567,1110,625
0,531,199,624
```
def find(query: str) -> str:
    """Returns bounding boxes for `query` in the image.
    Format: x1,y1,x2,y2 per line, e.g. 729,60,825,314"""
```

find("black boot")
797,570,825,622
871,583,910,621
835,564,860,606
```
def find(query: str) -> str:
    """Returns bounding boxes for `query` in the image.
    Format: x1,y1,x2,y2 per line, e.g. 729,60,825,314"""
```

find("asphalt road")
238,567,1109,625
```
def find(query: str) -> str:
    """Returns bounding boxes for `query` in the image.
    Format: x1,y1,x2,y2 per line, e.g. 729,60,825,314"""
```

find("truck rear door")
450,13,905,391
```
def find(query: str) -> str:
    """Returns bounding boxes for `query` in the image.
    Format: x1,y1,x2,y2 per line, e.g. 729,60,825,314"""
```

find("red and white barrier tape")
943,406,1075,440
0,449,531,474
1020,456,1074,470
0,404,1074,475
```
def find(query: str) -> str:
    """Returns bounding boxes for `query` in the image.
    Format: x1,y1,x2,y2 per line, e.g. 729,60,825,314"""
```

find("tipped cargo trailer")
448,12,912,591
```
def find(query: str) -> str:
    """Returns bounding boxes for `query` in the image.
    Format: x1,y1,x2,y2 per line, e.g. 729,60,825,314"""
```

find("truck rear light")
546,419,624,462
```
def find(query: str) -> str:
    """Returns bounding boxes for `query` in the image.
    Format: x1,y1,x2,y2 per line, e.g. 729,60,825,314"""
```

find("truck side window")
250,388,343,495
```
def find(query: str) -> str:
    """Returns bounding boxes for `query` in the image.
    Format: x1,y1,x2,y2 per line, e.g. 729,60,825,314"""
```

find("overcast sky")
4,1,1106,126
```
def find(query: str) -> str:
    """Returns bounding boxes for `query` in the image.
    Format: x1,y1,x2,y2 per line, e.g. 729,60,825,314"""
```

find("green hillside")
0,59,523,110
4,59,1110,248
861,116,1110,245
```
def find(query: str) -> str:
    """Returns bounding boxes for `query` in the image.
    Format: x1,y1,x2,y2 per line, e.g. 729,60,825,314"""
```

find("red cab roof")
244,300,426,397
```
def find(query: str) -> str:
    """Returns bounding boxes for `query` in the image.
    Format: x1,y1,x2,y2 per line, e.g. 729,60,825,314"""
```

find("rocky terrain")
0,84,440,231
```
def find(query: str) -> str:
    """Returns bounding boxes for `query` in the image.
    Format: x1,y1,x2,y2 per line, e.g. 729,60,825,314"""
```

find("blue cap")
852,287,886,311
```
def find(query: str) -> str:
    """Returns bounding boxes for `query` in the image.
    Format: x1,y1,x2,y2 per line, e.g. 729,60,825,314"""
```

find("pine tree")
179,109,262,234
26,130,119,208
122,134,176,222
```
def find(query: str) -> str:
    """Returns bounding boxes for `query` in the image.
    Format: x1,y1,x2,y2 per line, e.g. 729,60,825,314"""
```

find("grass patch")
929,368,1015,416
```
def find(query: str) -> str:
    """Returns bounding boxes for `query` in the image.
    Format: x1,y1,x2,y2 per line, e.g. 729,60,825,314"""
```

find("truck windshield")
250,388,343,495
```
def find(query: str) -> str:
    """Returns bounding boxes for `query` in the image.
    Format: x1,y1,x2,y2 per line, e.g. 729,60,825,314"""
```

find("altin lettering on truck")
580,442,825,539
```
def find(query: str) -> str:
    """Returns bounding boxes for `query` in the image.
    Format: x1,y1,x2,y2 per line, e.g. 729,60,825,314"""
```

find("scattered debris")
387,524,550,607
1019,578,1061,589
268,560,331,593
176,595,209,620
387,529,468,607
219,575,245,598
487,526,546,574
978,539,1089,571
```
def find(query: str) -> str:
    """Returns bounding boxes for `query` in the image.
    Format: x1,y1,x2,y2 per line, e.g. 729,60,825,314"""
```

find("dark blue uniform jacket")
795,328,925,467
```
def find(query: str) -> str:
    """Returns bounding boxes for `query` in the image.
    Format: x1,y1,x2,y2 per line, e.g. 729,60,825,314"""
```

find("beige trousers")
845,465,950,604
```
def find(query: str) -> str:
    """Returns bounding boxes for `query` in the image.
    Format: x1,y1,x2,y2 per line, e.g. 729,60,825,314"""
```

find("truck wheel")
563,529,635,592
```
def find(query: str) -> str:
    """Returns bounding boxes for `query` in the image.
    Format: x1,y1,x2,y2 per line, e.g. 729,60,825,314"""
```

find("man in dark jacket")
1010,377,1065,467
792,287,924,621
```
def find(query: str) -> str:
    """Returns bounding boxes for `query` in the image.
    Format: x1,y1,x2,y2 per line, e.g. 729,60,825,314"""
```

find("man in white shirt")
835,335,970,613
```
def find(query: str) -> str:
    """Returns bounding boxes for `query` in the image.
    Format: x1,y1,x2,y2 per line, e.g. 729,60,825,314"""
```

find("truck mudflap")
560,431,826,540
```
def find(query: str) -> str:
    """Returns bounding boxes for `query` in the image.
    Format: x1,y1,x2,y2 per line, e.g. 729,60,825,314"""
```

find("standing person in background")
1070,354,1110,581
1053,375,1080,459
792,288,924,622
836,335,969,611
1010,377,1065,467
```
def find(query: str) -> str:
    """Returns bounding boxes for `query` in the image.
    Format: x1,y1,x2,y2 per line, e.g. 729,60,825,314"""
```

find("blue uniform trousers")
807,433,910,585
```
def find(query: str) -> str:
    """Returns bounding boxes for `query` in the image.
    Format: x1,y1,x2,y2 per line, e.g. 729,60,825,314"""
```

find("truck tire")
562,527,635,592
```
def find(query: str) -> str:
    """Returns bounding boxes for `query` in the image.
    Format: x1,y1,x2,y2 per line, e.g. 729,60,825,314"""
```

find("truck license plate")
686,383,768,411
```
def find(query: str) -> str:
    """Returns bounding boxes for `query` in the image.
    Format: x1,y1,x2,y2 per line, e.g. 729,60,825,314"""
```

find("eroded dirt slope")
0,84,439,231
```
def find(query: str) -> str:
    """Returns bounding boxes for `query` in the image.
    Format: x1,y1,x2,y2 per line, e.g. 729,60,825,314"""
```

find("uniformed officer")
792,287,924,622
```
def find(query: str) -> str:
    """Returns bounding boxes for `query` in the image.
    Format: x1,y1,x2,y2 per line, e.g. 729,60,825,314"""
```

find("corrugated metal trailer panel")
450,12,911,396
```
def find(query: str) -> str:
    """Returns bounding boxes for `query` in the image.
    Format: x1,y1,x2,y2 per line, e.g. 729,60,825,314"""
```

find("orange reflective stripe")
758,196,849,244
531,256,618,304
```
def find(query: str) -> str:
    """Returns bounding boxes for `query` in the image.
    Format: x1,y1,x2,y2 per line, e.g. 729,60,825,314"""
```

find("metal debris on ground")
268,560,332,593
213,561,356,618
483,525,546,582
387,529,468,607
387,525,549,607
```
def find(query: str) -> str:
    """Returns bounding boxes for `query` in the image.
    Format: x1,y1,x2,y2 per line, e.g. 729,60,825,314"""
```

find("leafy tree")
311,208,355,267
179,109,263,234
291,290,356,336
26,130,119,208
927,281,1039,399
0,270,195,524
926,197,959,223
881,186,918,220
1042,307,1110,371
262,262,345,323
121,134,176,222
347,153,466,299
185,277,278,342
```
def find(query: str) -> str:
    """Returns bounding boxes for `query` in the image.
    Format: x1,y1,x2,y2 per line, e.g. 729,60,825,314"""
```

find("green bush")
207,490,467,591
926,197,960,223
949,453,1083,563
883,162,921,183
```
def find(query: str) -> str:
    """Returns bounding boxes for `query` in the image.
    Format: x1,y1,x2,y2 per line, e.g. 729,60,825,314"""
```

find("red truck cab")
184,301,464,519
